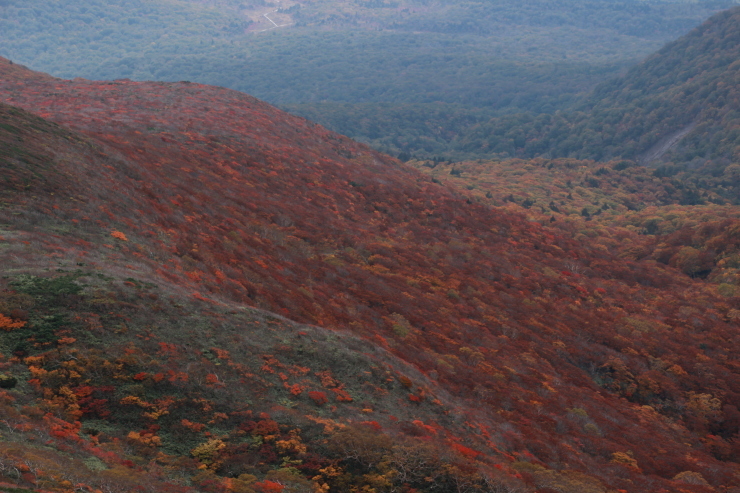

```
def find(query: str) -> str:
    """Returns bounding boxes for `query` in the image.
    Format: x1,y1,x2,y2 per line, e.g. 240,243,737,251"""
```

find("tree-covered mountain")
288,0,734,38
0,0,736,161
2,58,740,492
450,6,740,173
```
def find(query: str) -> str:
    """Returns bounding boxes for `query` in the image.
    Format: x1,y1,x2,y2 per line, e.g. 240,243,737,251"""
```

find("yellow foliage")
361,472,394,492
542,381,557,393
127,431,162,447
673,471,710,485
389,312,413,337
459,347,485,365
304,415,345,433
191,438,226,466
513,462,607,493
318,465,344,479
120,395,150,407
667,364,688,376
610,451,640,471
40,385,82,420
265,468,316,491
275,434,308,455
143,408,170,420
220,474,257,493
25,355,46,366
686,392,722,425
314,482,330,493
28,366,48,378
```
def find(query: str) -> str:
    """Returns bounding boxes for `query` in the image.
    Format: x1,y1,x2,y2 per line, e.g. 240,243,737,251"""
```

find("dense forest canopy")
287,0,735,37
2,57,740,491
0,0,737,159
449,7,740,175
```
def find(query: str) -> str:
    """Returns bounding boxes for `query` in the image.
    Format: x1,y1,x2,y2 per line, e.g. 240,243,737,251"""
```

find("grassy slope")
0,61,740,491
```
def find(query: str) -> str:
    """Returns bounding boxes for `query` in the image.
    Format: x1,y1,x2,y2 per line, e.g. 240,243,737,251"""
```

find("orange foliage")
181,419,206,432
253,480,284,493
0,314,26,331
330,388,353,403
110,230,128,241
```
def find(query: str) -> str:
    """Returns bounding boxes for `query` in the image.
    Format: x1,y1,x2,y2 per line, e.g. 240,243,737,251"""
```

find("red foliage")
44,414,82,442
451,442,481,459
3,60,740,490
181,419,206,432
361,421,383,432
253,481,284,493
77,391,112,419
252,419,280,437
331,388,353,402
205,373,221,385
308,390,328,406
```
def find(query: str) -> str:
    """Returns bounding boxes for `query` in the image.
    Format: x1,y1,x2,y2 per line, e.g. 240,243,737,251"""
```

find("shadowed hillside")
452,6,740,175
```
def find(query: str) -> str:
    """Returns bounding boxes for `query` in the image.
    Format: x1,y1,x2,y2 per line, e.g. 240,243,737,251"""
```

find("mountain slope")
1,60,740,491
1,0,736,163
411,155,740,285
0,91,522,493
453,6,740,173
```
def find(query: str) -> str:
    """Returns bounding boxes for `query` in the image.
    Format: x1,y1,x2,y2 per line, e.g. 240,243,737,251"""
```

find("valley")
1,3,740,493
1,0,736,159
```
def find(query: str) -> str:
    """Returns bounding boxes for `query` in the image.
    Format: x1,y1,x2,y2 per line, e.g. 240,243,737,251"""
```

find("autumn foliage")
0,57,738,493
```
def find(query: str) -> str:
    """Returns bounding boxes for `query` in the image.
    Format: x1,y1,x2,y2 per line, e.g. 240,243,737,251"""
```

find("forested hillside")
2,58,740,492
451,6,740,172
0,0,735,160
413,156,740,284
